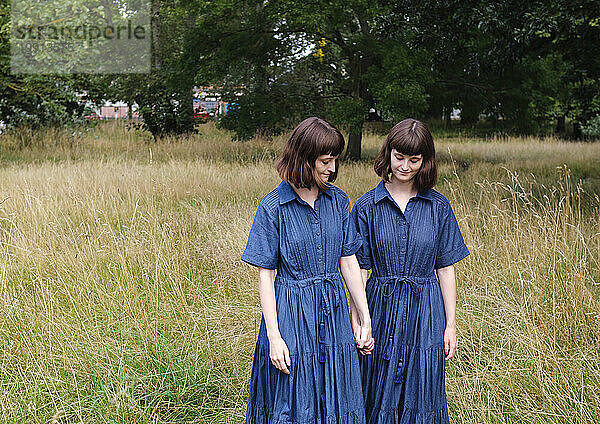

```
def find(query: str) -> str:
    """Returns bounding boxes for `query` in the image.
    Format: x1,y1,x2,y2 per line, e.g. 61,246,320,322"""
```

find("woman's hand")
354,318,374,354
351,304,374,355
437,265,458,361
340,256,374,355
257,267,291,374
444,325,457,360
269,336,291,374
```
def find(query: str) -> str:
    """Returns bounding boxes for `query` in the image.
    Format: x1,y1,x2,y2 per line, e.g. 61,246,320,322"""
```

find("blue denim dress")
242,180,366,424
351,181,469,424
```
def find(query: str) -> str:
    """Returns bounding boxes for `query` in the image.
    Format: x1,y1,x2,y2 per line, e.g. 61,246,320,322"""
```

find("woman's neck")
385,178,418,214
291,184,319,208
385,177,417,197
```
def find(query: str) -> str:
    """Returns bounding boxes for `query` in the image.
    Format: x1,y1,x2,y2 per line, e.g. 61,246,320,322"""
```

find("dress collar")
277,180,333,205
374,180,433,204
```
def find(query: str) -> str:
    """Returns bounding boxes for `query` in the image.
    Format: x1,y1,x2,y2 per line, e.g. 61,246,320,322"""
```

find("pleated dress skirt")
359,275,450,424
245,273,366,424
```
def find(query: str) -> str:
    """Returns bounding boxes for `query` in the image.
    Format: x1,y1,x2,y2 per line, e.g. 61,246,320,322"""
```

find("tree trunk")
151,0,161,70
344,54,364,161
556,114,566,134
573,121,582,139
101,0,114,27
346,123,362,161
444,106,451,128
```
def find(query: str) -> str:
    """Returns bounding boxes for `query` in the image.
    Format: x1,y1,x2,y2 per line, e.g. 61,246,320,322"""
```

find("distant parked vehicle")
194,109,209,122
84,112,101,120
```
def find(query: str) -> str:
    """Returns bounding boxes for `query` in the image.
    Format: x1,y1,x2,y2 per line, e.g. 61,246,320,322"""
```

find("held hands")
269,335,291,374
351,314,374,355
444,325,457,360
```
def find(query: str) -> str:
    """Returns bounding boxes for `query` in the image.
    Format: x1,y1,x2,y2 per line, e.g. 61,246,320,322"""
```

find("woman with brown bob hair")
276,116,344,190
373,118,438,191
242,117,374,423
350,118,469,423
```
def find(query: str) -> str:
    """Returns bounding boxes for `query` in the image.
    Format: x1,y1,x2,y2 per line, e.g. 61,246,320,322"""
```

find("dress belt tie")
318,276,340,363
380,277,422,384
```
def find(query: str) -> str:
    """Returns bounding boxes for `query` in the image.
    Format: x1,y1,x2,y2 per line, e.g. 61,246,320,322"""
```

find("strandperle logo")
10,0,151,74
13,21,147,41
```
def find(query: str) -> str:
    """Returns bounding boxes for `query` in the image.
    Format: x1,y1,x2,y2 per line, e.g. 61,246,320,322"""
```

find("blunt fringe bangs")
276,117,345,190
374,118,438,191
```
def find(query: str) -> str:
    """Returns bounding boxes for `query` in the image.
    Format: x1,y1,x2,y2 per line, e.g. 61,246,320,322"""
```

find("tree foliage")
0,0,86,130
1,0,599,153
96,0,197,140
183,0,599,157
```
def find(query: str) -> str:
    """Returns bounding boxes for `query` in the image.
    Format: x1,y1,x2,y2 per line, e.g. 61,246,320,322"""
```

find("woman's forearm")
360,269,368,288
348,269,368,321
436,265,457,328
340,255,371,324
257,267,281,340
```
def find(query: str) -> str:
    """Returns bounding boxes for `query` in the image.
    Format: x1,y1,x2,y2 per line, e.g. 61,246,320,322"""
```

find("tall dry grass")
0,122,598,422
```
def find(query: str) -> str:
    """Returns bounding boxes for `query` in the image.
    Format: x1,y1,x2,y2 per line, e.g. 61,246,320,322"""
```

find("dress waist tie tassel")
378,277,423,384
275,273,343,364
318,275,341,363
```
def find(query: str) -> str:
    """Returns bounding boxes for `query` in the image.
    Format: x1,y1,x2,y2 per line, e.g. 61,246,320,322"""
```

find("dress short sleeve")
350,201,372,270
435,201,470,269
241,200,279,269
340,191,362,257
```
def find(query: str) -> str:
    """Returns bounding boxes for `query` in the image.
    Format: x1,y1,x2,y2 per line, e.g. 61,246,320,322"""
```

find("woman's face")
314,154,338,184
390,149,423,184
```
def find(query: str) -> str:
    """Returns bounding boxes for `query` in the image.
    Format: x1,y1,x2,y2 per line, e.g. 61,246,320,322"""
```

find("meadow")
0,122,598,423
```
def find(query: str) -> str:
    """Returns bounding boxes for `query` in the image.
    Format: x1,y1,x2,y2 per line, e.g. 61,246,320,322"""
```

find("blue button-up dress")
242,180,366,424
351,181,469,424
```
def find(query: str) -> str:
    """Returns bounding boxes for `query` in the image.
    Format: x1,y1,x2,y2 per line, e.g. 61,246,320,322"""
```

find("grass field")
0,122,599,423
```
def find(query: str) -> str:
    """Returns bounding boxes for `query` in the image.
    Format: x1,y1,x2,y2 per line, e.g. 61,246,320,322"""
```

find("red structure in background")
97,101,140,119
193,86,231,119
80,86,232,121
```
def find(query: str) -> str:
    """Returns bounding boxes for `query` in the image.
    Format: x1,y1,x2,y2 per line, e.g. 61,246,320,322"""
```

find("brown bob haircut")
374,118,438,191
276,117,345,191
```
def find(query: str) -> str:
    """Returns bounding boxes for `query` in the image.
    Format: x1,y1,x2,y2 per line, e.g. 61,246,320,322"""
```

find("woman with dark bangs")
242,117,374,423
350,119,469,423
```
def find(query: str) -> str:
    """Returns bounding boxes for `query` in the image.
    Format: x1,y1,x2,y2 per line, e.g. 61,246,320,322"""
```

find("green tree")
534,0,600,136
271,0,437,159
413,0,599,136
187,0,434,159
0,0,86,131
186,0,318,139
84,0,197,141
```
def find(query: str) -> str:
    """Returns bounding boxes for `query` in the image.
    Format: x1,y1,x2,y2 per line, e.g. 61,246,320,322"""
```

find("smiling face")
314,154,338,184
374,119,438,191
277,118,345,190
389,149,423,185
